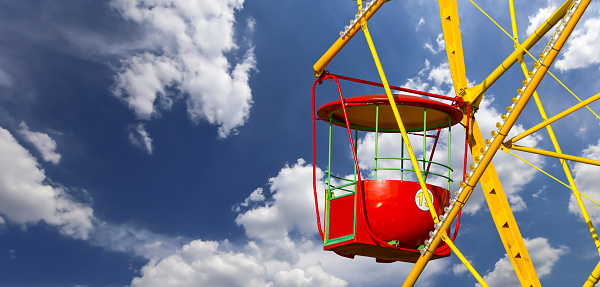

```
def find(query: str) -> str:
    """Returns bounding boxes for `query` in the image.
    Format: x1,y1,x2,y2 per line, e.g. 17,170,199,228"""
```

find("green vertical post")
327,116,333,196
423,108,427,176
400,107,405,181
375,105,379,180
447,116,452,191
354,128,358,192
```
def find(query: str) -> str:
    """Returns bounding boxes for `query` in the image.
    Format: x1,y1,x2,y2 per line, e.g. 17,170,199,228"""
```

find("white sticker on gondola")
415,188,434,211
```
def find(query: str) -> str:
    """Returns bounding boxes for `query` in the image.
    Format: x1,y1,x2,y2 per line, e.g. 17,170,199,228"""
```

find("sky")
0,0,600,286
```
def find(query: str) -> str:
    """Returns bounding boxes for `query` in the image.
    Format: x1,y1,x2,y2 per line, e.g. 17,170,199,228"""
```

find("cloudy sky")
0,0,599,286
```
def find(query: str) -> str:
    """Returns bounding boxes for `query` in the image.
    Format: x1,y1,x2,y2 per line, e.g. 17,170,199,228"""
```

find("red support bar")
327,72,458,102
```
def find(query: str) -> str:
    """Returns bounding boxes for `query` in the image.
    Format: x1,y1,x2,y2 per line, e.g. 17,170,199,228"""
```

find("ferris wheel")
310,0,600,286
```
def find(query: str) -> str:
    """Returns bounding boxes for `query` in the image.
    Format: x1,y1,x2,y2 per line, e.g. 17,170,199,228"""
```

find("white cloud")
131,239,268,287
235,159,325,264
526,1,557,36
0,127,93,239
268,265,348,287
452,262,469,276
555,14,600,71
128,123,153,154
18,122,61,164
90,222,188,259
416,17,425,31
0,68,11,87
570,140,600,222
480,237,568,287
110,0,257,138
424,33,445,54
130,157,452,286
238,187,266,209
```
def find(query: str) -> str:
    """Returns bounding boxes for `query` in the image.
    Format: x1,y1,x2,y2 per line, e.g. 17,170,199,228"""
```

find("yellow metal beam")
362,22,439,223
312,0,387,77
462,0,573,105
584,259,600,287
438,0,468,97
509,144,600,166
406,0,587,284
441,234,489,287
508,92,600,144
517,57,600,254
470,121,542,287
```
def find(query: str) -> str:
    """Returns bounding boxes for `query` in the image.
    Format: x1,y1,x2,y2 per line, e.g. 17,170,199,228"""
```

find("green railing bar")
354,128,358,193
327,182,357,190
423,107,427,171
375,104,379,180
448,116,452,191
325,173,355,182
325,234,355,246
401,135,404,180
374,168,454,181
327,116,333,197
329,192,355,199
375,157,453,171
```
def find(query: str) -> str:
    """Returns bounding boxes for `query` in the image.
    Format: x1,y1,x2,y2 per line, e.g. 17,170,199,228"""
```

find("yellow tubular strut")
585,260,600,287
462,0,572,105
504,59,600,253
361,19,439,224
406,0,591,285
508,92,600,144
439,0,468,97
509,144,600,167
441,235,489,287
502,147,600,208
312,0,387,77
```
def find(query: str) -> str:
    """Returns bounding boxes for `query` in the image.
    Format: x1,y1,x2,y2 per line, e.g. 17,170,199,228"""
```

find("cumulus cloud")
268,265,348,287
0,68,11,87
235,159,325,264
526,1,557,36
18,122,61,164
480,237,568,287
233,187,266,212
416,17,425,31
570,139,600,222
130,156,453,286
128,123,153,154
555,13,600,71
424,33,445,54
131,239,267,287
90,222,189,259
110,0,257,138
0,127,93,239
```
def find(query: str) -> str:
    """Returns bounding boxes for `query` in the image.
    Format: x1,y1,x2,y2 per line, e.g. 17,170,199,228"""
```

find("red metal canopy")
317,94,463,132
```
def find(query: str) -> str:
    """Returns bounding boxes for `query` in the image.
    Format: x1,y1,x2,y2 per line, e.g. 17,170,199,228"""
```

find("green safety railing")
323,103,455,245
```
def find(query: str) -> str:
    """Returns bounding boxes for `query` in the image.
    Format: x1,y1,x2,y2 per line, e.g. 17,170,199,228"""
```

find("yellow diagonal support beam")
516,54,600,255
584,259,600,287
361,22,439,224
508,92,600,144
470,121,541,287
441,234,489,287
462,0,572,106
403,1,541,286
312,0,387,77
438,0,468,97
509,144,600,166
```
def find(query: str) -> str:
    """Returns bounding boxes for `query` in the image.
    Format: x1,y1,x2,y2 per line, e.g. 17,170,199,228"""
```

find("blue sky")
0,0,600,286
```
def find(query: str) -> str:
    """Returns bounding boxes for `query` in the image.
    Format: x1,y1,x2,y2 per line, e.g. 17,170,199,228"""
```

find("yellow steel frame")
311,0,599,286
